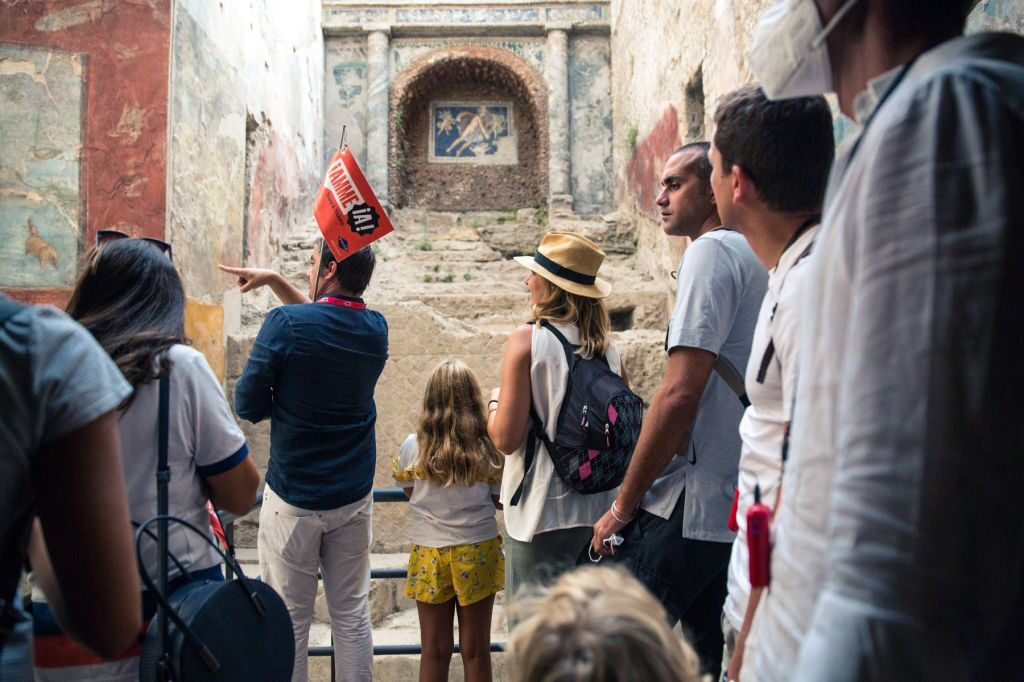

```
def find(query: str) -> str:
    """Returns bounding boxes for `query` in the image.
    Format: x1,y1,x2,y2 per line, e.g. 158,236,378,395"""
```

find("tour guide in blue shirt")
224,242,387,682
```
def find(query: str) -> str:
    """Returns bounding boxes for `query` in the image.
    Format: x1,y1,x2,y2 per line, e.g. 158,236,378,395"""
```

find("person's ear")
733,165,753,206
322,258,338,281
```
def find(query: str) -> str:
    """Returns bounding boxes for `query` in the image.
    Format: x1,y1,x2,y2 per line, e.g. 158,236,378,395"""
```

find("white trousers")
259,486,373,682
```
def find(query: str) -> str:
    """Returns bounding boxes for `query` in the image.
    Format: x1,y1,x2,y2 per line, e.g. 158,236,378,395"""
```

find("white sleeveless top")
499,322,622,542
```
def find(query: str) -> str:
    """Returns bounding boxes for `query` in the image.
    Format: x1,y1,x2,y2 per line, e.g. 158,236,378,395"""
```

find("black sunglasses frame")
95,229,173,261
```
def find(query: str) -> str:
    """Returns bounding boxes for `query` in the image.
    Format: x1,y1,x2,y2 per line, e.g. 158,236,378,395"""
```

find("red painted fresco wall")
0,0,171,306
625,105,682,218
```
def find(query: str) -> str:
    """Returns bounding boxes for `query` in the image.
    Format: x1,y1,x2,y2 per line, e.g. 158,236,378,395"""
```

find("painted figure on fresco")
441,106,505,156
25,218,58,269
431,102,514,163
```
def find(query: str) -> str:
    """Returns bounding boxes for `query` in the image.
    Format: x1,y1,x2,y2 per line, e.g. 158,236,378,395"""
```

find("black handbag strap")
147,374,257,677
156,375,171,673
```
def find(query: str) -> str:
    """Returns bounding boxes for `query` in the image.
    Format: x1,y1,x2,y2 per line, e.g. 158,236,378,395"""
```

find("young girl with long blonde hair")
393,359,504,682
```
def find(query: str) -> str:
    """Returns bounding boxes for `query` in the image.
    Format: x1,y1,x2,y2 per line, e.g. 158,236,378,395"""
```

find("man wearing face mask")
743,1,1024,680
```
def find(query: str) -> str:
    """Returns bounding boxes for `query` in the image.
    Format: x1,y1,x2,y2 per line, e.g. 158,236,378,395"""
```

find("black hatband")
532,252,596,285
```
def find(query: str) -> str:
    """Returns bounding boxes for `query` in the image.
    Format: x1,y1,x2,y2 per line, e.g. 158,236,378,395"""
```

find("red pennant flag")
313,146,394,262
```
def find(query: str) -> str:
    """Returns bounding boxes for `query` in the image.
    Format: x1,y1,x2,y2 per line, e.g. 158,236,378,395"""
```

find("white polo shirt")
723,225,817,632
122,344,249,579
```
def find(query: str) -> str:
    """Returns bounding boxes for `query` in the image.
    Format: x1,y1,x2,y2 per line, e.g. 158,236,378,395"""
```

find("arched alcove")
389,46,548,211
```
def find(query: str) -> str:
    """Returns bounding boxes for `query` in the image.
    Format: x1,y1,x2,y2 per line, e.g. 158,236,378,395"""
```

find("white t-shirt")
723,226,817,632
121,344,248,579
393,433,500,548
499,323,621,542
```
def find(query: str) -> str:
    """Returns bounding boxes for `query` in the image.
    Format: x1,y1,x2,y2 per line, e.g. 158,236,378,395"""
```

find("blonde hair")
531,281,610,359
414,359,503,486
509,566,701,682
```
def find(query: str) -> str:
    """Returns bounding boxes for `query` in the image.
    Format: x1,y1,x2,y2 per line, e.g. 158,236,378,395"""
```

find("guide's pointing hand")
218,264,277,293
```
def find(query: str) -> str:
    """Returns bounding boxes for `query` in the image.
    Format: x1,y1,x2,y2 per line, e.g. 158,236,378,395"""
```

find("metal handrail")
220,486,507,676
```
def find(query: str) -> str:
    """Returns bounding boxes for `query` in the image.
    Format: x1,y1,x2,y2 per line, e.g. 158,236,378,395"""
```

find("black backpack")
510,321,644,505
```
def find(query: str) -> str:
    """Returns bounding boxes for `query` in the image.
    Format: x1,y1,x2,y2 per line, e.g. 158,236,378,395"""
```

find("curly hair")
414,359,503,487
509,565,701,682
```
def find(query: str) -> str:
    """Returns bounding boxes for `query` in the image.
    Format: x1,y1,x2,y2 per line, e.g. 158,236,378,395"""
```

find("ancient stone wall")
611,0,1024,281
167,0,324,377
609,0,774,279
390,47,548,211
322,2,614,215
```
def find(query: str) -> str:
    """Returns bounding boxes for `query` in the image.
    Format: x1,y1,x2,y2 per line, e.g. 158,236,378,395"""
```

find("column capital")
362,23,391,37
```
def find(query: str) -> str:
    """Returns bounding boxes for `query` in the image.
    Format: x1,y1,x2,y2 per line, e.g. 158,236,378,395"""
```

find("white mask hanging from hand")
749,0,860,99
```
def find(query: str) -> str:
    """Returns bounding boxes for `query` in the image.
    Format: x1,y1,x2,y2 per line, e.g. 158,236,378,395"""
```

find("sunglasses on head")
95,229,173,261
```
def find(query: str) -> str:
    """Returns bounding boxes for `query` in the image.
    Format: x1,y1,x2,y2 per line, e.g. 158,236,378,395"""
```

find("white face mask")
749,0,860,99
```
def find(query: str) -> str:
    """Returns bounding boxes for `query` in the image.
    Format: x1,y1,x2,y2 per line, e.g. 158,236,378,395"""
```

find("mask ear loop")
811,0,861,49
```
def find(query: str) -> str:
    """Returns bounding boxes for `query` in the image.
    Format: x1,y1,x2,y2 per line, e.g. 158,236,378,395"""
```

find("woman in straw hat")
487,231,630,599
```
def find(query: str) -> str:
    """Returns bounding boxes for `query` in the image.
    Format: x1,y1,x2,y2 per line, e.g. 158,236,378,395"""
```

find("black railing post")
219,488,508,662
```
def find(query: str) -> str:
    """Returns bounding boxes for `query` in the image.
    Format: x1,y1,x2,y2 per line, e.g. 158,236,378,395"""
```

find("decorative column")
365,25,391,204
545,24,573,213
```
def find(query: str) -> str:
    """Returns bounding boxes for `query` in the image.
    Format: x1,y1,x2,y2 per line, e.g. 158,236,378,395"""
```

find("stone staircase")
231,548,510,681
225,207,671,681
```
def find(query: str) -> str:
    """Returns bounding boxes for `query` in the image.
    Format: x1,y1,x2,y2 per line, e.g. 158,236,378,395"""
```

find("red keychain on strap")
728,487,741,533
747,483,772,588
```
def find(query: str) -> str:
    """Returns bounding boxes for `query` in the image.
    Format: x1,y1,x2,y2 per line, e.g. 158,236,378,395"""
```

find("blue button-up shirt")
236,296,388,510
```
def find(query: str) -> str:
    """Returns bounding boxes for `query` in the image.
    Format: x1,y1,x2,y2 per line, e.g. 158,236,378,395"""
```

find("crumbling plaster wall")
610,0,773,280
325,29,614,214
390,48,548,211
569,36,613,214
168,0,324,378
612,0,1024,282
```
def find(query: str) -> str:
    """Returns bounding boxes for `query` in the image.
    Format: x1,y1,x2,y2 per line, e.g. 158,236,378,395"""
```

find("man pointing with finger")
226,241,388,682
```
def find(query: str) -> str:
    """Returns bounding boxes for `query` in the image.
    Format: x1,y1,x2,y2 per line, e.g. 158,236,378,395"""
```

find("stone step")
308,596,510,682
234,549,510,681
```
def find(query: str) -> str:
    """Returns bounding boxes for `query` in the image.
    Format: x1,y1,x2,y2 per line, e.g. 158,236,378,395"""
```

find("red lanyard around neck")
317,295,366,311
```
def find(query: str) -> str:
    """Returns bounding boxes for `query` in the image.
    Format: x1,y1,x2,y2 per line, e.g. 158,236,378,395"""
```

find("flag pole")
314,126,347,302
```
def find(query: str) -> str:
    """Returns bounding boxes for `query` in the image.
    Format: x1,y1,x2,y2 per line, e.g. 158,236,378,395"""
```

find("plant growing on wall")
623,122,639,153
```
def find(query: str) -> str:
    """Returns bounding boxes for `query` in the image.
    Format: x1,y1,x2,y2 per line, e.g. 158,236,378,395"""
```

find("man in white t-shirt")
592,144,767,679
706,85,835,682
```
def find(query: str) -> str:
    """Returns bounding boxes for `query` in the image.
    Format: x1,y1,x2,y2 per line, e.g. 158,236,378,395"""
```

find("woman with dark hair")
31,239,260,681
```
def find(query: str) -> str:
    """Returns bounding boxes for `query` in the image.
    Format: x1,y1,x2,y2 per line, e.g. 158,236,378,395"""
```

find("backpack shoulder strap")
538,320,576,367
510,404,552,507
713,354,750,408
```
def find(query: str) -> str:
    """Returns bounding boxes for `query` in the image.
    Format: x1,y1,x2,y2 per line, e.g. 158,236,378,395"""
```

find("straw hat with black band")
514,232,612,299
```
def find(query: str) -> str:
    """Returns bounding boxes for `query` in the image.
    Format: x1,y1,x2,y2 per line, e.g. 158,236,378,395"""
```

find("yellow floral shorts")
405,536,505,606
